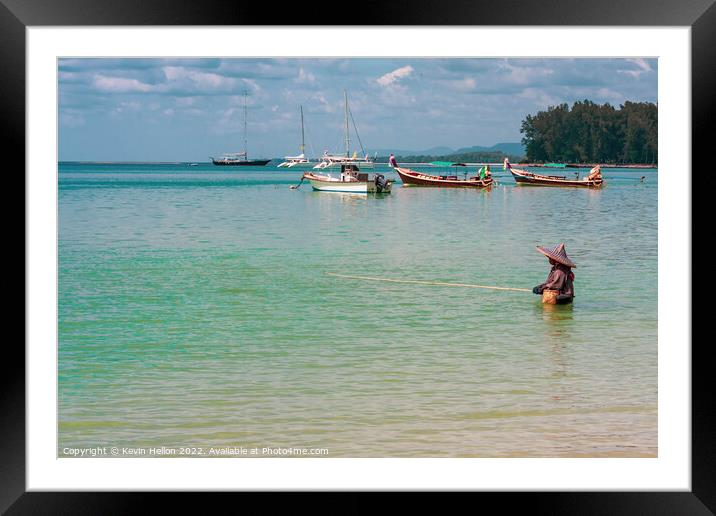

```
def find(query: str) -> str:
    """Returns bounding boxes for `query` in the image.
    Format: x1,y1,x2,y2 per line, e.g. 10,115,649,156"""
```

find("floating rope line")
326,273,531,293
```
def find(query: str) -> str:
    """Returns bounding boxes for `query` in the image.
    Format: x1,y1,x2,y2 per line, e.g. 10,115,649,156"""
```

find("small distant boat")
188,163,199,166
211,91,270,167
300,91,391,194
278,106,312,168
394,162,493,188
504,158,603,188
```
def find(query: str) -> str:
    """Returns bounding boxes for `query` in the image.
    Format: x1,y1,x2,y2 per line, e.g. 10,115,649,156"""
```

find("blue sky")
58,58,658,161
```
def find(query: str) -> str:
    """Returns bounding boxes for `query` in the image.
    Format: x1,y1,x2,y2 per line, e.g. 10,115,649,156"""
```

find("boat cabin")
340,164,367,182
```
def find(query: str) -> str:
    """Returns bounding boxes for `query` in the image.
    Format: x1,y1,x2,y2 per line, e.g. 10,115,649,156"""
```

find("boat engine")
375,174,389,192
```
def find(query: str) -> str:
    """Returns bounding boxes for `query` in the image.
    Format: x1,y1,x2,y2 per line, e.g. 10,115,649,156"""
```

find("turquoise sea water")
58,162,657,457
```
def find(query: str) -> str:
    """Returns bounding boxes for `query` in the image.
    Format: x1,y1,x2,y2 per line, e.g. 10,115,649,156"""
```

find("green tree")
521,100,657,164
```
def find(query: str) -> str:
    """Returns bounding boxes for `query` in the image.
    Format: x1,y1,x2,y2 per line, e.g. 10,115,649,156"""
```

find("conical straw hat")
536,243,576,268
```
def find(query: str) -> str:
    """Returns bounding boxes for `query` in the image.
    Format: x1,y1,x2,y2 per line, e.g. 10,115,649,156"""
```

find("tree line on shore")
520,100,657,164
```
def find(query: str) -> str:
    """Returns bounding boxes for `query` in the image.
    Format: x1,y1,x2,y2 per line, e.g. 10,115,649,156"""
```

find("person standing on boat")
389,153,398,168
532,243,576,304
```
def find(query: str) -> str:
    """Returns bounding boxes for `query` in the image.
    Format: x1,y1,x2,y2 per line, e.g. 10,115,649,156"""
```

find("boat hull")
277,161,312,168
302,173,392,193
211,159,271,166
395,167,493,188
510,169,603,188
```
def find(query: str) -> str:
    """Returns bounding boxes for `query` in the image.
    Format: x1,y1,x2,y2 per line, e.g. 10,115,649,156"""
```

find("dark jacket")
535,263,574,298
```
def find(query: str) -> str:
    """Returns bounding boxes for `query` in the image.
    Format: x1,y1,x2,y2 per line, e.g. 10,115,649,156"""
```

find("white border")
27,27,691,490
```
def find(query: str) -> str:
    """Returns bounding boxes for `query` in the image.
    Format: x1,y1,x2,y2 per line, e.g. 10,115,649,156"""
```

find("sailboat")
301,91,392,193
210,91,270,166
278,106,311,168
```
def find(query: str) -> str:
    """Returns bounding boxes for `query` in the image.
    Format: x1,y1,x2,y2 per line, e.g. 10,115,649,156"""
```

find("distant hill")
379,151,522,164
367,146,453,157
455,142,526,156
369,142,525,159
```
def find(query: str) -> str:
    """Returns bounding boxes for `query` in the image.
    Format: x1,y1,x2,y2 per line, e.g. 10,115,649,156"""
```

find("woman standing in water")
532,243,576,304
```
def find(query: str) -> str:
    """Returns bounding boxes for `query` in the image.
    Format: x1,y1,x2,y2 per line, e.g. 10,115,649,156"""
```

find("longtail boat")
504,158,603,188
394,162,493,188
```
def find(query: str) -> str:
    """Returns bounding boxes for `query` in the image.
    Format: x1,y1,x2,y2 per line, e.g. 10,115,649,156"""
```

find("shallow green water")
58,162,657,457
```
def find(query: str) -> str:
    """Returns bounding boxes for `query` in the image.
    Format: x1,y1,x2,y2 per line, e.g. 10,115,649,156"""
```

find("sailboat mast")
344,90,350,157
300,105,305,154
243,91,248,160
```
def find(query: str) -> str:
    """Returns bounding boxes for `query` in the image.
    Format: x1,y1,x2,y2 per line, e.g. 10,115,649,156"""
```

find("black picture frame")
6,0,708,512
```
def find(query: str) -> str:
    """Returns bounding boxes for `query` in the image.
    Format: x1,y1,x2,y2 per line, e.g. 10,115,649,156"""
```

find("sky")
58,58,658,162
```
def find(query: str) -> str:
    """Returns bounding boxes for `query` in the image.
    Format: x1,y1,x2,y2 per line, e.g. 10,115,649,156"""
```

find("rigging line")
301,111,317,160
348,106,366,157
304,125,317,161
326,273,532,292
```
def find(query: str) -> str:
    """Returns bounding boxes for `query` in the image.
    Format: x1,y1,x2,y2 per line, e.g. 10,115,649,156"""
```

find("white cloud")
59,71,83,83
517,87,561,108
242,78,261,93
595,88,625,102
312,92,335,113
499,61,554,86
114,101,141,113
618,58,653,78
377,65,414,87
448,77,477,92
378,85,416,107
175,97,196,107
60,111,85,127
93,75,155,93
163,66,238,90
295,67,316,84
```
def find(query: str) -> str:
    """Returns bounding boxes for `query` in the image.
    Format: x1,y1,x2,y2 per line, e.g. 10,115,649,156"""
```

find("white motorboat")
302,164,392,193
299,91,391,194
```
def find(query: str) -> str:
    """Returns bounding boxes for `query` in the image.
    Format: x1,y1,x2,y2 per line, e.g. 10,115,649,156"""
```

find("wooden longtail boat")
504,158,603,188
394,165,493,188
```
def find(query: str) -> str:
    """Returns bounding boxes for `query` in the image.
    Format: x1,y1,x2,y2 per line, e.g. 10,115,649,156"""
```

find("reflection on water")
532,301,574,386
539,301,574,325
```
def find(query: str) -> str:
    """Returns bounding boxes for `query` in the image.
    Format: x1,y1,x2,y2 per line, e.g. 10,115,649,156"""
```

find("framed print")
7,0,709,512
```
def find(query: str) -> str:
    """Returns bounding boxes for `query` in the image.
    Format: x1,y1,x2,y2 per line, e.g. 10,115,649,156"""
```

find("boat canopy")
430,161,467,167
